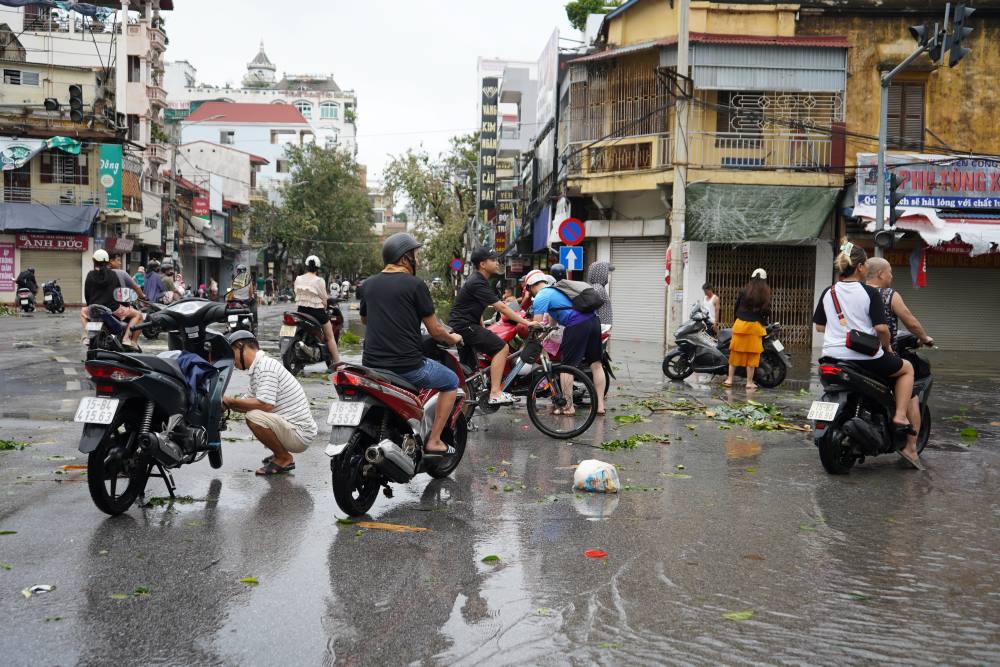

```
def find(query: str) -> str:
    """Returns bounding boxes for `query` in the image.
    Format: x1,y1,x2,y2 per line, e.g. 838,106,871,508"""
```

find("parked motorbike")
16,287,35,312
277,287,295,303
326,342,469,516
42,280,65,313
279,298,345,376
75,298,251,515
662,305,790,388
225,298,257,335
809,334,932,474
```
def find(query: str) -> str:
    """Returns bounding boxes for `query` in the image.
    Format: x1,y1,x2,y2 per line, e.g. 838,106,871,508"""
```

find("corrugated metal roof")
568,33,848,65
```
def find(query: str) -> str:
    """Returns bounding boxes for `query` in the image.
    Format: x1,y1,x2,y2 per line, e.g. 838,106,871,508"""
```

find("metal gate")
706,244,816,348
892,267,1000,351
19,250,84,306
611,238,668,346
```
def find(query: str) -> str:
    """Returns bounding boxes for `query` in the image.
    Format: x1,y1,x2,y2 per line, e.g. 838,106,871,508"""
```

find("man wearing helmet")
294,255,341,368
143,259,165,305
224,330,317,475
449,247,537,406
228,263,257,328
361,233,463,456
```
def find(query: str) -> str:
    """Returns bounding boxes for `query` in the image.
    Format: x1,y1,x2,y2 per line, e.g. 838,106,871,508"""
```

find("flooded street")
1,307,998,665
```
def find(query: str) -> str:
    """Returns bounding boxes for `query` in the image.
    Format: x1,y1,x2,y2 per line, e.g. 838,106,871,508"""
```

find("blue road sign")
559,245,583,272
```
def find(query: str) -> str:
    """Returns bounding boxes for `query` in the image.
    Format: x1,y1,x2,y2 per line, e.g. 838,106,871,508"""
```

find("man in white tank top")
702,283,720,336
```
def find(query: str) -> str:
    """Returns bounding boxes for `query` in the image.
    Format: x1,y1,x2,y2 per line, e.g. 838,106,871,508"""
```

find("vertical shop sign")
99,144,123,209
479,77,499,211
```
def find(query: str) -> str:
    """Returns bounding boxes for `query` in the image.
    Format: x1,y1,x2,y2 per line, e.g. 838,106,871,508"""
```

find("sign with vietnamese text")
0,243,14,291
536,29,559,131
99,144,123,209
15,234,89,252
478,77,499,211
856,153,1000,209
192,197,210,218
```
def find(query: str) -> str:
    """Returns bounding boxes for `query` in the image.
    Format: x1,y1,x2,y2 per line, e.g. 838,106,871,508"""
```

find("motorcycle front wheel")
662,350,694,381
87,420,152,516
754,351,787,388
331,429,382,516
526,364,597,439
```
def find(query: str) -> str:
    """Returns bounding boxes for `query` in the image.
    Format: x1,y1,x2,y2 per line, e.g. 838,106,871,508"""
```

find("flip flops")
422,445,457,461
897,450,927,471
255,461,295,476
487,392,516,406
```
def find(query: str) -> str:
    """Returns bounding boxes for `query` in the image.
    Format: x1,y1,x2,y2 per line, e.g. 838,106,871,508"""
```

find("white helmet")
523,269,551,287
92,249,109,263
306,255,321,269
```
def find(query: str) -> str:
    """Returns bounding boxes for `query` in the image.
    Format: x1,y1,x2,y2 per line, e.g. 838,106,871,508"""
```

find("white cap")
751,268,767,280
92,249,109,263
524,269,550,287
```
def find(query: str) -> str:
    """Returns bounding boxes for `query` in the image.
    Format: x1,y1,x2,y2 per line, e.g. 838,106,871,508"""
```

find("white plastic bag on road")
573,459,620,493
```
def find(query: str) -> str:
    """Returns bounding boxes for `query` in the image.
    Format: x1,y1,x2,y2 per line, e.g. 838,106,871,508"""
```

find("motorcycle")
16,287,35,312
74,298,251,515
809,334,932,474
225,298,257,335
85,289,142,353
277,287,295,303
279,297,345,376
139,300,167,340
42,280,65,313
662,305,790,388
326,342,469,516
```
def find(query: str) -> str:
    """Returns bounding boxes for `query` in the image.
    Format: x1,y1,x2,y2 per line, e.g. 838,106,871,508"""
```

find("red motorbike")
325,343,469,516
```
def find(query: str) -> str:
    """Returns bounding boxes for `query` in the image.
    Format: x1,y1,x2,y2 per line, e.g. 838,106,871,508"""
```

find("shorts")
245,410,309,453
399,358,459,391
560,316,602,367
848,353,904,380
297,305,329,325
81,305,134,321
454,323,505,356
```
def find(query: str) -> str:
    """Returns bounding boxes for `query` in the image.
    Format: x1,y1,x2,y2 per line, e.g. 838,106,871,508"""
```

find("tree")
382,133,479,281
565,0,622,32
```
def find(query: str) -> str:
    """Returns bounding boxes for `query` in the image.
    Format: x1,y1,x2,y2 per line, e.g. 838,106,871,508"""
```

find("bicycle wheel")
526,364,597,439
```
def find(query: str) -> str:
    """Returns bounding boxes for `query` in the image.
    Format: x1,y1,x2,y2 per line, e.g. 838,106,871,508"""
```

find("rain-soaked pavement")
1,304,998,665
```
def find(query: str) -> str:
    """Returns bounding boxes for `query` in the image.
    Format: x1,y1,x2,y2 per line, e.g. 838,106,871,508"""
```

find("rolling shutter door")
892,266,1000,351
19,250,83,306
610,238,668,345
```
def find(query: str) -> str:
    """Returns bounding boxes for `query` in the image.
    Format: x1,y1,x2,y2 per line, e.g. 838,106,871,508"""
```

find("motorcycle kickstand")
148,462,177,498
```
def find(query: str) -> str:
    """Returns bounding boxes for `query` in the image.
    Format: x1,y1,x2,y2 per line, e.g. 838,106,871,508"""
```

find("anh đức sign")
856,153,1000,209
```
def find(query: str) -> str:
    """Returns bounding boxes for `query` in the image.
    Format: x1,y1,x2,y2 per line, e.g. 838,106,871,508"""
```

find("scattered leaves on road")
536,607,552,616
711,401,806,431
0,530,17,535
613,414,648,425
142,495,198,507
481,555,500,563
239,577,259,586
960,428,978,442
661,472,691,480
723,610,754,621
0,562,12,570
599,642,623,649
43,616,62,622
109,593,130,600
0,439,29,451
600,433,669,451
335,518,356,525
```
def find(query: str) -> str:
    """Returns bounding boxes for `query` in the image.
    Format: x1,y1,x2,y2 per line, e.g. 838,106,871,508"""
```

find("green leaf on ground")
335,518,356,525
662,472,691,479
0,562,12,570
239,577,259,586
600,432,669,451
109,593,130,600
613,414,647,425
0,439,29,451
848,591,871,601
43,616,62,622
502,484,515,492
960,428,978,441
723,610,754,621
599,642,623,649
133,587,150,597
0,530,16,535
142,495,197,507
536,607,552,616
339,330,361,346
486,466,496,472
481,555,500,563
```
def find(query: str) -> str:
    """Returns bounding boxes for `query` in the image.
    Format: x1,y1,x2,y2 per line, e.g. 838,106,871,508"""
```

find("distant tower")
243,40,276,87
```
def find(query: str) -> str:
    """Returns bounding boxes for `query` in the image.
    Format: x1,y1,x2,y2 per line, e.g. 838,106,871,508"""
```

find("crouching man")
223,330,318,476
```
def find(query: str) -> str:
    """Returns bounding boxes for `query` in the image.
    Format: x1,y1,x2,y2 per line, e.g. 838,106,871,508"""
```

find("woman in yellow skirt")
726,268,772,390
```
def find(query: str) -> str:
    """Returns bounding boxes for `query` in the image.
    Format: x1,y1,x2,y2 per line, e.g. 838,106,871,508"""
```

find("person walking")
209,277,219,301
725,268,771,390
587,261,615,327
294,256,341,369
255,273,265,306
264,274,275,305
702,283,721,336
223,331,317,475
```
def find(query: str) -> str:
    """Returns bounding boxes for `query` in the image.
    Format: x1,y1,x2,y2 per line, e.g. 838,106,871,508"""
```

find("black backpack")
552,279,604,313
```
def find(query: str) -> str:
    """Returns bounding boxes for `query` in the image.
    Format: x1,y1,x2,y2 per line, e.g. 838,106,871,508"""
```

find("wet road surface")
1,305,998,665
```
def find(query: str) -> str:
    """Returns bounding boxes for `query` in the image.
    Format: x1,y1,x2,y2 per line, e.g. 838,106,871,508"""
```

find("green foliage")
565,0,622,31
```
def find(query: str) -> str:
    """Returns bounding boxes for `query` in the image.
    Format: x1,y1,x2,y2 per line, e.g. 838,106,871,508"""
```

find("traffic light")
68,84,84,123
949,3,976,67
888,172,905,226
909,21,931,47
43,98,59,112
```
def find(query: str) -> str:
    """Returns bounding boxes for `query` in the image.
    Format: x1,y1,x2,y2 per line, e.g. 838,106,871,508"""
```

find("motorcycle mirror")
114,287,137,303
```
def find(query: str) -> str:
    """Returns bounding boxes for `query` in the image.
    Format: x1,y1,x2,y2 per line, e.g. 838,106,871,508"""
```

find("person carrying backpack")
526,269,607,416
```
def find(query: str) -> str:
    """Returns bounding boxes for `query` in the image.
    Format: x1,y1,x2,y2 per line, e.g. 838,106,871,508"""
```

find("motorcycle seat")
129,354,186,381
368,368,421,393
293,311,323,329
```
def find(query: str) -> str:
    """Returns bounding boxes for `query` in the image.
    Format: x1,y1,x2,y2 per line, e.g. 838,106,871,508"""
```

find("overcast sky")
166,0,577,179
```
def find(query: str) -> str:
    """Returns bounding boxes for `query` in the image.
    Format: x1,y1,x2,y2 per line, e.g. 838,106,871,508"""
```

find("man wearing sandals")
223,330,317,475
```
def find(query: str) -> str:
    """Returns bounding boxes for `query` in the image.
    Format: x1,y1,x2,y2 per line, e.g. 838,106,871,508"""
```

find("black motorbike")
279,297,344,376
225,297,257,335
662,305,790,388
75,299,250,515
42,280,65,313
16,287,35,312
86,288,140,353
810,334,932,474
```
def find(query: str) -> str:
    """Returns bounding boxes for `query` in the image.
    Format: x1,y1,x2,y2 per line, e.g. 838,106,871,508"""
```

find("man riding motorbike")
143,259,165,305
227,263,257,327
359,233,463,457
448,247,537,406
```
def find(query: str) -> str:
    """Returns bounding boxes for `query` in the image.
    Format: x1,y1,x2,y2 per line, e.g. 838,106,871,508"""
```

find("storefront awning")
532,204,551,253
0,203,98,234
685,184,840,244
854,204,1000,256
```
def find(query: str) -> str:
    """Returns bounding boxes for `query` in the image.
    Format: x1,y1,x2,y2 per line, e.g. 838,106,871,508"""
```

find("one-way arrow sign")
559,245,583,271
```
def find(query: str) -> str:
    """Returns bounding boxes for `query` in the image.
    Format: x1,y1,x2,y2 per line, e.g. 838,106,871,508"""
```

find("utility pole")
666,0,690,348
167,120,178,260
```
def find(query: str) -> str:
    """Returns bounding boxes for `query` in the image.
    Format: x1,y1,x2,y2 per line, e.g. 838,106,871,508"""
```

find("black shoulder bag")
830,284,881,357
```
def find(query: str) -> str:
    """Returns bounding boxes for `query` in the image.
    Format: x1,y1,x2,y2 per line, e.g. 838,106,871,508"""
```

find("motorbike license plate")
20,299,28,305
74,397,120,425
86,321,103,331
327,401,365,426
771,340,785,352
44,294,53,302
228,314,239,324
279,325,297,338
807,401,839,421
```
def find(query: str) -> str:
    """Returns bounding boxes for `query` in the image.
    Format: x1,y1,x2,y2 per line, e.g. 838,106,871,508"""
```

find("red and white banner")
15,234,89,252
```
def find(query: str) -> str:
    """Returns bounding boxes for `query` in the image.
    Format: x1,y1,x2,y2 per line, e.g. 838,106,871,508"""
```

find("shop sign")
509,258,523,273
192,197,210,218
15,234,89,252
856,153,1000,209
99,144,123,209
495,230,507,254
104,237,134,252
478,77,499,211
0,243,14,291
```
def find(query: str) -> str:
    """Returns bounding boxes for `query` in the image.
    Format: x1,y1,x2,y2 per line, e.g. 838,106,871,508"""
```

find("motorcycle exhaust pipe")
364,440,415,483
138,431,184,466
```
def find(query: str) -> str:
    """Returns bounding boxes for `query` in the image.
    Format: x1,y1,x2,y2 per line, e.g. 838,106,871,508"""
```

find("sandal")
897,450,927,471
552,407,577,416
422,445,457,461
745,383,759,390
723,380,733,388
255,461,295,476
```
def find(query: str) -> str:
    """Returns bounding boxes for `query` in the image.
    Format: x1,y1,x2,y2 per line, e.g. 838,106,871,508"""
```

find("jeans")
399,358,459,391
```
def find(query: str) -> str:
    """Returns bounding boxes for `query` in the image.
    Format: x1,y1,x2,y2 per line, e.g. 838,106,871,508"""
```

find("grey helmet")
147,259,161,272
381,232,422,267
226,329,257,347
550,263,567,282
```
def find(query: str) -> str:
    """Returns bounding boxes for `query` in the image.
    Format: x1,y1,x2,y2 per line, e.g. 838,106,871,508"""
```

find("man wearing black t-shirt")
360,233,463,456
449,248,536,406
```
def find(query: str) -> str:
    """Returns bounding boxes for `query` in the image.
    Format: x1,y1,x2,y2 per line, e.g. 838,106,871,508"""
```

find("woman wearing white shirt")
813,240,920,467
295,255,341,368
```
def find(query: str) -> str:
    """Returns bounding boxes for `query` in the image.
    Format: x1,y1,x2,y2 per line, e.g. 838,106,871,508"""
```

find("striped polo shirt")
248,352,318,442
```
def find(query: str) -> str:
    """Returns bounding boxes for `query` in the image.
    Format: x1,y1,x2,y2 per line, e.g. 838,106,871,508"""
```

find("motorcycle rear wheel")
427,413,468,479
662,351,694,381
818,428,855,475
754,351,787,388
281,335,304,377
87,420,152,516
331,429,381,516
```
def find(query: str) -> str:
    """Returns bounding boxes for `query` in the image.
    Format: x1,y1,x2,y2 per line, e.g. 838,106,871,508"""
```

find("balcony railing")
688,132,832,171
2,186,103,207
566,133,671,177
148,26,167,50
146,142,169,164
147,84,167,106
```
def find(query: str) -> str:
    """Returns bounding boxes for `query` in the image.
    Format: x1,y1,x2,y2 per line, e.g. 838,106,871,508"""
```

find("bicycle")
462,326,598,439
